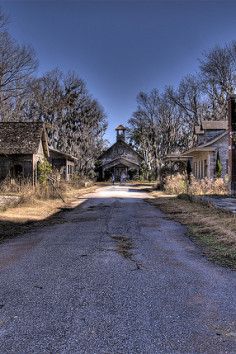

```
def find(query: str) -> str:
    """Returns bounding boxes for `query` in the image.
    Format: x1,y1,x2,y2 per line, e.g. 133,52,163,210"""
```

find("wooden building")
165,120,228,179
98,125,142,181
0,122,76,183
0,122,49,183
49,147,77,181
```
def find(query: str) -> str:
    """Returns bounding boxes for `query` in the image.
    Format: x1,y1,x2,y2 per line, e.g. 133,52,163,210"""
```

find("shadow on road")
0,183,153,244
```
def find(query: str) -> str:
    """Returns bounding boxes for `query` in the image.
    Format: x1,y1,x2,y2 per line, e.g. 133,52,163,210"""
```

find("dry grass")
148,191,236,268
0,183,98,242
164,173,228,195
0,184,98,222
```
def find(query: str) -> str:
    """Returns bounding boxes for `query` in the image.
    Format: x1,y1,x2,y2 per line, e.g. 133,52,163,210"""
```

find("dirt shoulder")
0,184,101,243
147,191,236,269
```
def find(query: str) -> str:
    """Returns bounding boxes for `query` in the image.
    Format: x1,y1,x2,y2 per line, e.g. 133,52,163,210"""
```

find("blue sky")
2,0,236,143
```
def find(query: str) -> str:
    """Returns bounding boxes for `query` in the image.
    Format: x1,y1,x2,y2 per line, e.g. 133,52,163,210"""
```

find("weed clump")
164,173,228,196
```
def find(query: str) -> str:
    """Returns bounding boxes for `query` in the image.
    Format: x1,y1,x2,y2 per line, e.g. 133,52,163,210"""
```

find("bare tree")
0,8,8,30
17,69,107,177
199,44,235,120
166,74,206,125
0,34,37,95
0,8,108,178
129,88,193,179
0,31,38,121
61,72,107,177
128,42,236,180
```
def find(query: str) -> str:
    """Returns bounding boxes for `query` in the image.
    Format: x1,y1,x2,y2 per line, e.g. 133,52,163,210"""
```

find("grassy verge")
148,191,236,269
0,184,99,243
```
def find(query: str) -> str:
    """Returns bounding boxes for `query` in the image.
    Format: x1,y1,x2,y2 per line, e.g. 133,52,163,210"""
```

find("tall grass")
164,173,229,195
0,174,95,205
0,177,67,203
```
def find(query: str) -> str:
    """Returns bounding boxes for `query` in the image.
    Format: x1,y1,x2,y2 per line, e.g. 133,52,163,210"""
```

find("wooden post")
228,95,236,195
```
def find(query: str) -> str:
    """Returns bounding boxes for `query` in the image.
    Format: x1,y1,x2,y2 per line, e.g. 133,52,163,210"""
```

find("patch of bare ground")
111,235,133,259
147,191,236,269
111,235,143,270
0,184,99,243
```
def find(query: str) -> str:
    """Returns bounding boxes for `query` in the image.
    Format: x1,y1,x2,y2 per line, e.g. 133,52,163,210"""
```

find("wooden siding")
191,134,229,179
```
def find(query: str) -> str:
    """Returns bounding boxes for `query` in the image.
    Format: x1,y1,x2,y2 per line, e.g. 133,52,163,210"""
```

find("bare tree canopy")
0,8,8,30
129,41,236,180
0,8,108,178
0,34,37,95
0,10,38,121
15,69,107,177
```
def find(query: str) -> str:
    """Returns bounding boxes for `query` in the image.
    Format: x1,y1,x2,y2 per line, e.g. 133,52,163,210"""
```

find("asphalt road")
0,185,235,354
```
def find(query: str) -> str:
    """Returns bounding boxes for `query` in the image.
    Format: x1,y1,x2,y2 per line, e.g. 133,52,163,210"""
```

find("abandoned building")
49,147,77,181
98,125,142,181
0,122,49,183
0,122,76,183
165,120,228,179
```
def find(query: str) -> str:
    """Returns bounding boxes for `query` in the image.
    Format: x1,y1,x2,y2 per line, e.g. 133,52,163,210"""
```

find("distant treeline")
128,40,236,179
0,9,107,178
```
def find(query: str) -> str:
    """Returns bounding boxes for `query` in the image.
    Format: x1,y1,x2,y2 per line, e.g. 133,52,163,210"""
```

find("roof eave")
49,147,78,161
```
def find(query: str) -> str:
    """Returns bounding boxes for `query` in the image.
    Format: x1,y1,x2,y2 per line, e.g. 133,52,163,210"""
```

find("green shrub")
38,159,52,184
215,151,223,178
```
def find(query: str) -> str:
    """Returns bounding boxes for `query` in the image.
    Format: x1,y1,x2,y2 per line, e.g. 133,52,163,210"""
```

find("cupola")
115,124,126,142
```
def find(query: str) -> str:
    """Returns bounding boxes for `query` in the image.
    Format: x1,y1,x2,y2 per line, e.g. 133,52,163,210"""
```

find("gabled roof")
182,131,228,155
197,131,228,148
165,128,229,162
0,122,49,156
99,139,142,161
103,157,140,170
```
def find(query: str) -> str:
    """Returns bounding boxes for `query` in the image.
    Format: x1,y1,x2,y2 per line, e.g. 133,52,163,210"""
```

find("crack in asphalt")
110,235,144,270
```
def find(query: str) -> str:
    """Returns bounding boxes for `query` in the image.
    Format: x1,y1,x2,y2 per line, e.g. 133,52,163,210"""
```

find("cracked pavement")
0,185,235,353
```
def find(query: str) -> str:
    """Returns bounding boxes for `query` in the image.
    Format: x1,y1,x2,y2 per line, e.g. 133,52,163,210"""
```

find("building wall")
210,134,228,178
33,140,47,182
0,154,33,180
101,141,141,167
49,152,75,181
0,140,47,182
50,157,66,173
192,134,228,179
0,155,10,179
66,161,75,181
192,152,209,179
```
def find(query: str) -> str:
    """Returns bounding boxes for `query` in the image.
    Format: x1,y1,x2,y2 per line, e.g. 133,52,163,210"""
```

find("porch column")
207,154,211,178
